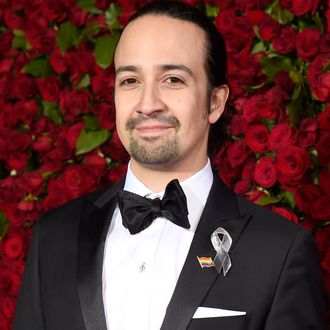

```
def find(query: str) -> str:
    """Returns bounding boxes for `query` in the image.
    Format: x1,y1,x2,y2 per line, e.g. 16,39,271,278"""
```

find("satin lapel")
77,179,124,330
161,175,251,330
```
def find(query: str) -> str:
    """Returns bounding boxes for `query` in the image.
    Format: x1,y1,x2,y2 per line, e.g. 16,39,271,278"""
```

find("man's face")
114,15,226,171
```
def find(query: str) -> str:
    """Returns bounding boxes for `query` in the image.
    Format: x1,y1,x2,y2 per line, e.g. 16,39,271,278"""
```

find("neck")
129,157,209,192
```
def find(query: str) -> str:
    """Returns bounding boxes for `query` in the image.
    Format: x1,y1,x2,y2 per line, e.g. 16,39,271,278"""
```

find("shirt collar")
124,160,213,232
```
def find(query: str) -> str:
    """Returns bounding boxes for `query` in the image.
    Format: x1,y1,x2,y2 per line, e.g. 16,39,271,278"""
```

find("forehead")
114,15,207,69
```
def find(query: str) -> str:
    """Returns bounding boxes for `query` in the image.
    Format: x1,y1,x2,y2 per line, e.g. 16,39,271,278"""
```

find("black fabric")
117,179,190,234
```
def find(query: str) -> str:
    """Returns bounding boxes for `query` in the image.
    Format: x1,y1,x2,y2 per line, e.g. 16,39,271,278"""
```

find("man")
14,1,327,330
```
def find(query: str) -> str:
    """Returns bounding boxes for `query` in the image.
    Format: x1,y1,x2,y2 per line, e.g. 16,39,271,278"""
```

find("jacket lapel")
77,179,124,330
161,175,251,330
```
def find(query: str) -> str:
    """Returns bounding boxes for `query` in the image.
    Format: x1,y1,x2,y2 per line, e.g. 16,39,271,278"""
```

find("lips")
135,124,173,133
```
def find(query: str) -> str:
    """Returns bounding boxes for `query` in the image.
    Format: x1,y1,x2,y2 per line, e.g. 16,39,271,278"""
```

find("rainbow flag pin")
197,256,214,268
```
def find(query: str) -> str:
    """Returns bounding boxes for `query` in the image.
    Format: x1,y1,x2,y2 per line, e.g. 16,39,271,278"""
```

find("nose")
137,82,165,115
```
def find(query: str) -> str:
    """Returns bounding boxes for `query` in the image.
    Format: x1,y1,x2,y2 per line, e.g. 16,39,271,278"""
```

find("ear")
208,85,229,124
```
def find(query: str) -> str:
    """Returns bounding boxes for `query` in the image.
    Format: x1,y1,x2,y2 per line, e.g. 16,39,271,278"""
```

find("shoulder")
36,181,121,234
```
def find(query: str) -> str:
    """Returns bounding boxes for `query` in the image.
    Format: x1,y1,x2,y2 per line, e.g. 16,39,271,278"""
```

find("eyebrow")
115,64,194,77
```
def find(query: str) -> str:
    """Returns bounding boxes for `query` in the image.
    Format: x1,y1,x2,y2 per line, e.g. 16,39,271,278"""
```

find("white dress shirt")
102,160,213,330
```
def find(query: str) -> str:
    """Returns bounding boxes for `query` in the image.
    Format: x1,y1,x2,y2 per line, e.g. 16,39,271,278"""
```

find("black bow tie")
117,179,190,235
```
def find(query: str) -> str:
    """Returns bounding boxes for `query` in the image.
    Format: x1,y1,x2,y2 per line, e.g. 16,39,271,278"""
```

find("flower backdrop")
0,0,329,328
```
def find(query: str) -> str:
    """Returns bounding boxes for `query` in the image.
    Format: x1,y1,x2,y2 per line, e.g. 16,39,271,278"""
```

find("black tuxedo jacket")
14,175,327,330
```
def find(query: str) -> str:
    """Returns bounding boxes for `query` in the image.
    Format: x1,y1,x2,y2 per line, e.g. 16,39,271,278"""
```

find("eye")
119,77,139,86
164,76,184,84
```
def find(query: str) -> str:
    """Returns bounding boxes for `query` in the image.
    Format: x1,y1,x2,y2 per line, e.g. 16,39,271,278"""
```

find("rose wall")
0,0,329,328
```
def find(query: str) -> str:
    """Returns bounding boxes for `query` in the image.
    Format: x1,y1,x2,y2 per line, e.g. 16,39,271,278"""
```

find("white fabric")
102,160,213,330
193,307,246,318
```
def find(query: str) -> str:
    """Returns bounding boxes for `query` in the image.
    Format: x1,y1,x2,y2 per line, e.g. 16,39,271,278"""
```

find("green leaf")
259,55,293,79
78,23,102,43
76,0,102,14
94,34,118,69
77,73,91,88
0,212,9,238
268,1,294,24
286,84,303,126
205,4,220,19
56,22,79,52
42,101,63,124
258,195,281,206
289,70,304,85
281,191,296,209
12,29,29,49
76,128,110,155
83,115,100,130
251,40,267,54
22,58,53,77
312,11,324,34
105,3,122,29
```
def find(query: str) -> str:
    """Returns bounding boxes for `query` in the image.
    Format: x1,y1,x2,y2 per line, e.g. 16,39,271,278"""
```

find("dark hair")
123,1,230,156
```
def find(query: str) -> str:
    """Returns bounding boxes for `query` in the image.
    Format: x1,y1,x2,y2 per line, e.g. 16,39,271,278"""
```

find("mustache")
126,114,180,130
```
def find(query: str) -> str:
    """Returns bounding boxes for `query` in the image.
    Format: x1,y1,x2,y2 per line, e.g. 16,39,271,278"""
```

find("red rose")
50,49,68,74
62,162,105,199
269,123,295,151
229,114,247,137
96,102,116,131
310,195,330,221
4,237,23,259
215,9,237,34
91,73,114,102
271,206,299,224
242,93,264,123
18,172,43,196
4,11,24,29
226,140,250,168
246,10,269,25
241,156,257,180
293,183,322,212
223,25,253,60
59,89,91,119
295,28,321,62
315,226,330,253
317,105,330,131
254,157,278,188
320,169,330,198
315,132,330,166
43,178,71,211
15,100,39,125
272,26,296,54
307,54,330,102
234,179,251,195
292,0,320,16
217,159,241,187
11,73,36,100
246,189,267,203
0,296,15,319
33,134,54,154
277,145,310,185
0,30,13,54
326,9,330,34
101,129,130,162
36,76,61,102
66,122,84,150
245,124,269,153
228,54,264,97
108,164,128,183
260,86,288,120
259,17,281,41
296,117,319,147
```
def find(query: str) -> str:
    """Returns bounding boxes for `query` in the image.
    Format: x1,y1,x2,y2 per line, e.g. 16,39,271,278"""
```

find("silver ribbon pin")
211,227,232,276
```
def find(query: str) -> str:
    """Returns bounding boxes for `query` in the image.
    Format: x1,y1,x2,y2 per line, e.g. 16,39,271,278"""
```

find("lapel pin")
197,256,214,268
211,227,232,276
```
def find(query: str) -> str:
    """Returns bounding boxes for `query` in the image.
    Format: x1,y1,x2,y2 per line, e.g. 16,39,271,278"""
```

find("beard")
126,114,181,165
